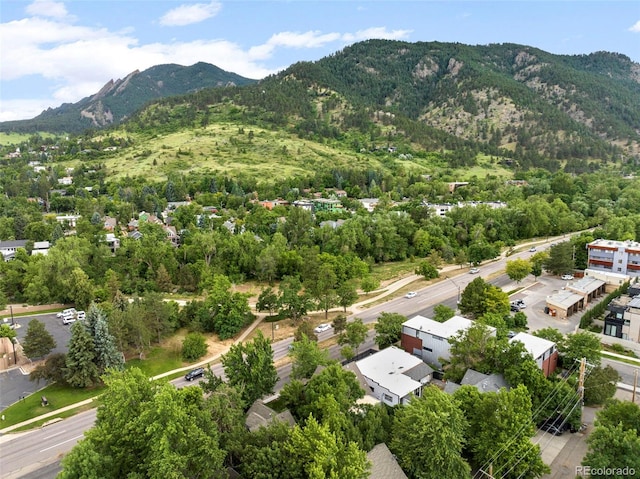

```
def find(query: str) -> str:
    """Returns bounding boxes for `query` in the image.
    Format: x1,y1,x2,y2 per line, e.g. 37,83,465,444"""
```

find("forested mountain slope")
0,62,256,134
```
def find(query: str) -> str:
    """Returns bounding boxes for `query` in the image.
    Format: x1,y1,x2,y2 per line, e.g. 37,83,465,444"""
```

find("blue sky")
1,0,639,121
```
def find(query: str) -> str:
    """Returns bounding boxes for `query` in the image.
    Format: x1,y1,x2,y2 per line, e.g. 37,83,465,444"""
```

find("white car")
60,308,77,324
314,323,331,334
561,274,574,280
76,310,86,321
529,247,537,252
405,291,417,299
469,268,480,274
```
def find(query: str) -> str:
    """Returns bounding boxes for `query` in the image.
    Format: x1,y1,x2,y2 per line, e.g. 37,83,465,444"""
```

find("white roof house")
509,332,555,361
354,346,433,406
509,332,558,376
401,315,495,368
402,315,475,339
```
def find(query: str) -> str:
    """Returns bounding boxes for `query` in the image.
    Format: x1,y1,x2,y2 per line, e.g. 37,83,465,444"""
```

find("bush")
182,332,208,362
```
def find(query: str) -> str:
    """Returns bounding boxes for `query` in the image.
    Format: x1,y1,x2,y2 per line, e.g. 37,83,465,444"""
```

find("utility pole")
578,357,586,403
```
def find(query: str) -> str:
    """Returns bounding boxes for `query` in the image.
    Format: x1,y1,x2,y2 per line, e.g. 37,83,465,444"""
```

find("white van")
61,308,78,324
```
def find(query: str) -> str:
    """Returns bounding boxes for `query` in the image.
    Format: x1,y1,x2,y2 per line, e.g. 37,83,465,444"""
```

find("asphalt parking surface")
1,312,73,411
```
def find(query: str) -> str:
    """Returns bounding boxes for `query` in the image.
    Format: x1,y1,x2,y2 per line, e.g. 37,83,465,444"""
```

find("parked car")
539,417,568,436
469,267,480,274
184,368,205,381
76,310,86,321
57,307,76,318
510,304,521,312
511,299,526,309
561,274,574,280
314,323,331,334
61,308,78,325
405,291,417,299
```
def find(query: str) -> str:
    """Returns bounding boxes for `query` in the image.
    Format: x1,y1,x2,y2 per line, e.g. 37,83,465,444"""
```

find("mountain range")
0,62,255,134
2,40,639,163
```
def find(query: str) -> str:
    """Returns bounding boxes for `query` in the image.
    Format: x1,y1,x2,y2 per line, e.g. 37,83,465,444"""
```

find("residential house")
587,239,640,278
31,241,50,256
367,443,408,479
57,176,73,186
104,233,120,253
319,219,345,229
259,199,289,210
349,346,433,406
0,240,28,261
508,332,558,377
56,214,81,228
604,286,640,341
401,315,495,368
292,200,314,211
359,198,379,213
312,198,342,213
244,399,296,433
164,225,179,246
444,369,510,394
103,216,117,231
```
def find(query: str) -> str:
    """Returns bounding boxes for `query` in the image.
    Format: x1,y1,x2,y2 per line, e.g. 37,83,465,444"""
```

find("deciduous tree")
338,318,368,357
391,386,471,479
221,331,278,405
289,334,329,380
374,312,406,349
505,258,532,283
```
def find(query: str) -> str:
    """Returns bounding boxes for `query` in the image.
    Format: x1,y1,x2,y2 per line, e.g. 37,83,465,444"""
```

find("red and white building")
587,239,640,278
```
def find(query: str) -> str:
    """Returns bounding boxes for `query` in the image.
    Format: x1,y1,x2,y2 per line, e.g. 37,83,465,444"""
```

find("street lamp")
444,276,461,305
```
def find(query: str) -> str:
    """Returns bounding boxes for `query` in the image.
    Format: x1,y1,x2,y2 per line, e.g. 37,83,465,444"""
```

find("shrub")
182,332,208,362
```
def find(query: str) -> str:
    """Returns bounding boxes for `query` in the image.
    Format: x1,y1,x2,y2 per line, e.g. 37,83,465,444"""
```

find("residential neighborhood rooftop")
355,347,428,400
403,315,490,339
509,332,556,360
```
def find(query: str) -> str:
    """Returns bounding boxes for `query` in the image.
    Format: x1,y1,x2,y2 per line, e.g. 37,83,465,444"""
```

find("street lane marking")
42,430,67,440
39,434,84,452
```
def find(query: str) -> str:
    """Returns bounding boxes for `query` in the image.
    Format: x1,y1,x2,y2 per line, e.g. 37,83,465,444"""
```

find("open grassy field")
0,131,58,146
101,122,382,182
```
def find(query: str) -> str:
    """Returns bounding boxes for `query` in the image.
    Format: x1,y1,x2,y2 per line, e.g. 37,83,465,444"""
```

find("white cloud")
0,6,412,121
0,99,56,122
159,1,222,27
629,20,640,33
342,27,412,43
25,0,71,19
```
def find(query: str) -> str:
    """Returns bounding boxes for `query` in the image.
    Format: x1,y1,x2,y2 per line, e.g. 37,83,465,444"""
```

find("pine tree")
21,319,56,359
86,303,124,373
65,321,99,388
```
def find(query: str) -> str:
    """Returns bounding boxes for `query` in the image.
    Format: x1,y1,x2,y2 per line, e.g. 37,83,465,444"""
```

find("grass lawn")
126,345,184,377
369,259,417,283
1,382,104,428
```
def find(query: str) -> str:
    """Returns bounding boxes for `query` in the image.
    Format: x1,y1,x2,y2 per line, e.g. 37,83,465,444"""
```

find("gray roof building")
367,443,408,479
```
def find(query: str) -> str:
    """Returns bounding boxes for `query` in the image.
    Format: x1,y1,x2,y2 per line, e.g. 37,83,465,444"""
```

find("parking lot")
508,274,583,335
1,312,74,411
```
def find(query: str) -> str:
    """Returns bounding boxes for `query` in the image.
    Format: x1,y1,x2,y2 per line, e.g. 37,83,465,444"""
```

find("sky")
1,0,639,122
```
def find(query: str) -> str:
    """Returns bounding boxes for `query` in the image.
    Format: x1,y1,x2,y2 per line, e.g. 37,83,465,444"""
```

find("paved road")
1,408,96,479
